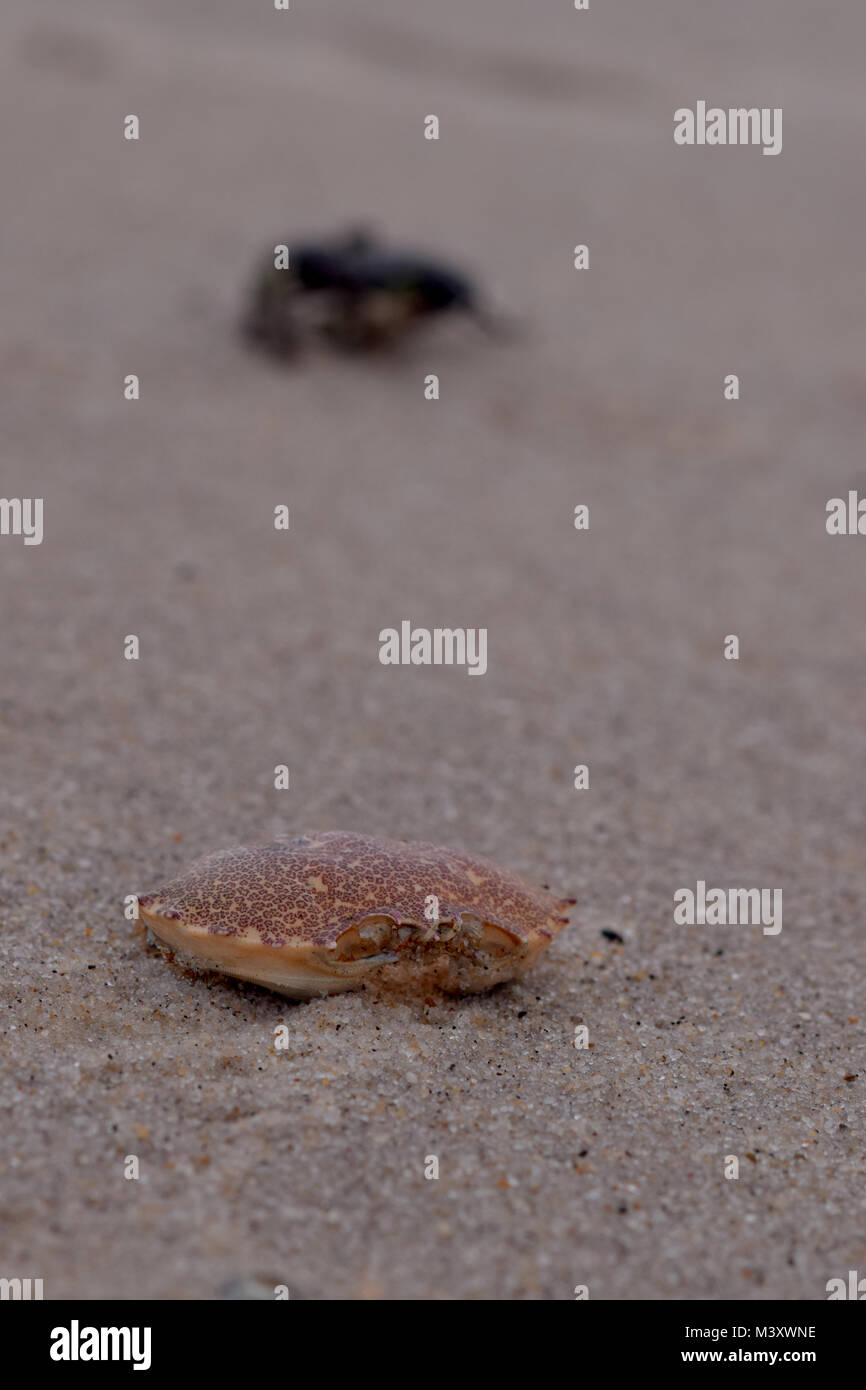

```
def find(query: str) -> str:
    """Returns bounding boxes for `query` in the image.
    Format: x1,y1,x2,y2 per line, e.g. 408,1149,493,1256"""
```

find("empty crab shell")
137,831,575,998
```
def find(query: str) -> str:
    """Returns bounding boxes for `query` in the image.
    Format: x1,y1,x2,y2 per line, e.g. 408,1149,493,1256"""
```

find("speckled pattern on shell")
138,831,572,947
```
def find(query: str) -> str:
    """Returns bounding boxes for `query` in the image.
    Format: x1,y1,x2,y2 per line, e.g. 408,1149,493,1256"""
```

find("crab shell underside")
136,832,575,999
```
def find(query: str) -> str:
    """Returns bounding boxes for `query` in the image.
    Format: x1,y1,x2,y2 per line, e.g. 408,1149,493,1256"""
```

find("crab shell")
137,831,575,999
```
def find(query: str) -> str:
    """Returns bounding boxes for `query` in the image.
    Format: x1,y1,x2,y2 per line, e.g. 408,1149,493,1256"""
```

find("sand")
0,0,864,1300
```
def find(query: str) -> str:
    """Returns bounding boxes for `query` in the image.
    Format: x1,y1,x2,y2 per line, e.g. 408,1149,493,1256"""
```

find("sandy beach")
1,0,864,1299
